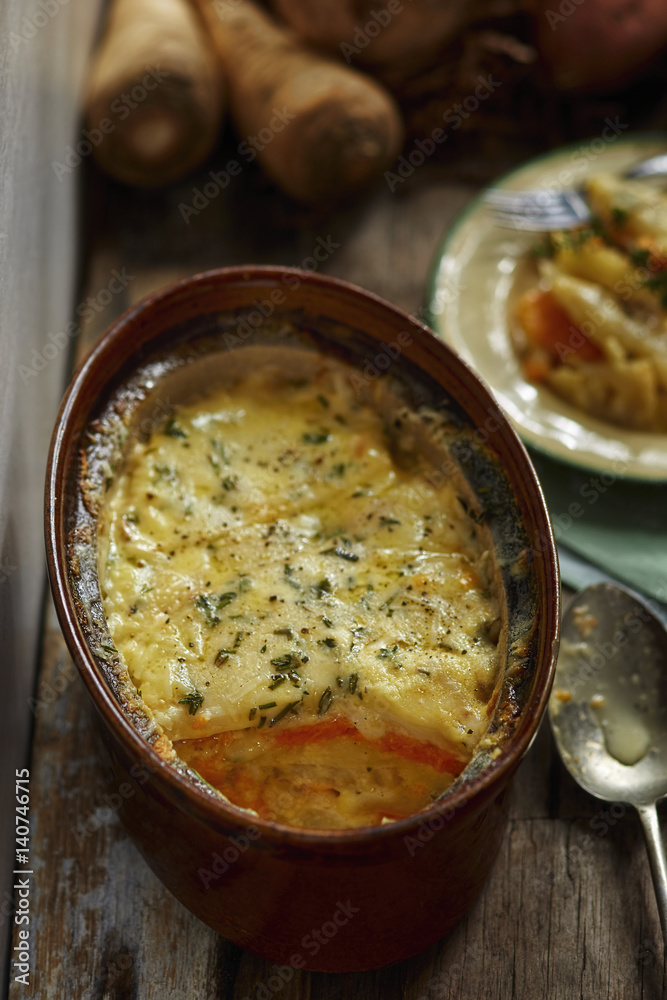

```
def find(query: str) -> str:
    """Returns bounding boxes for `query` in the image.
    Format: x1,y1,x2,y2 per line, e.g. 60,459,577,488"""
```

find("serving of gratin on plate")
514,172,667,433
428,133,667,481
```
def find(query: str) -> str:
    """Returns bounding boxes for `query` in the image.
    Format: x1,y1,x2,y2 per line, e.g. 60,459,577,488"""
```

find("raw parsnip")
268,0,474,71
194,0,404,205
85,0,225,187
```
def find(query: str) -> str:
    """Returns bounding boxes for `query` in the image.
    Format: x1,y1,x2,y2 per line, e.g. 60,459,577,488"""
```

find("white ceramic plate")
428,133,667,482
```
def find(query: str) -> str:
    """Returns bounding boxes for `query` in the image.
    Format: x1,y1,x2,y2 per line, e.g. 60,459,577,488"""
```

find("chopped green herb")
318,636,336,649
259,701,277,711
348,672,359,694
328,463,346,478
260,643,267,654
321,547,359,562
153,463,176,482
273,628,294,638
322,617,333,628
565,215,604,246
303,431,331,445
377,645,398,659
313,578,332,598
380,591,400,610
249,707,257,721
268,675,286,690
284,564,301,590
528,241,554,260
100,643,117,655
641,272,667,308
317,394,329,408
611,205,628,228
258,715,267,729
221,475,238,491
318,687,333,716
379,517,401,527
630,247,651,267
210,439,229,464
270,701,299,726
179,689,204,716
164,418,187,438
271,652,300,668
214,651,230,667
195,591,237,626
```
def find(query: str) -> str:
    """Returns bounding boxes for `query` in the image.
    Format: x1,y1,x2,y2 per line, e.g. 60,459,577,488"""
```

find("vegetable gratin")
98,355,503,828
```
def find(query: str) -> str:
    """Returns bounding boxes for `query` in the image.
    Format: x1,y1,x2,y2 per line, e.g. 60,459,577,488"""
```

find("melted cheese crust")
99,359,501,763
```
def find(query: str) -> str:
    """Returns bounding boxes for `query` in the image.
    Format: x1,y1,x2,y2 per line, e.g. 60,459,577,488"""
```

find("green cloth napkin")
528,449,667,614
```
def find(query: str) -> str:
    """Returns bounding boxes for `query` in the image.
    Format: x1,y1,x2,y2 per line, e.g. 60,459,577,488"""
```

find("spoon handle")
637,803,667,947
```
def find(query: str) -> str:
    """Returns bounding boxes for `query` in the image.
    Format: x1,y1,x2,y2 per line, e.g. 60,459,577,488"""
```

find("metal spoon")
549,582,667,945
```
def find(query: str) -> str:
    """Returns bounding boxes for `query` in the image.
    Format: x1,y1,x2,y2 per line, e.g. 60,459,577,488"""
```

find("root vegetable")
84,0,225,187
268,0,519,73
193,0,404,205
531,0,667,91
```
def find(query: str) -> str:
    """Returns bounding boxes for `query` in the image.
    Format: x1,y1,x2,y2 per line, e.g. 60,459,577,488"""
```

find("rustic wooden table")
8,146,667,999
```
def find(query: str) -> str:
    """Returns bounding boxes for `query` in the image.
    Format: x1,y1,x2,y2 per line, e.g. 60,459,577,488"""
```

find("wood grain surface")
8,145,667,999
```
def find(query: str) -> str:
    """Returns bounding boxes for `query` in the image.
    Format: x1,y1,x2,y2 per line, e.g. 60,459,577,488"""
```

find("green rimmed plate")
427,132,667,483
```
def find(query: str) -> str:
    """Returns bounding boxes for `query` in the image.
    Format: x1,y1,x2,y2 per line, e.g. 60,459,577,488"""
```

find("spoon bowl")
550,582,667,945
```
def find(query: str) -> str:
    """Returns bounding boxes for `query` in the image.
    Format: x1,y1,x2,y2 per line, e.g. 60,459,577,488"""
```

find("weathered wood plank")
9,150,667,999
10,612,666,998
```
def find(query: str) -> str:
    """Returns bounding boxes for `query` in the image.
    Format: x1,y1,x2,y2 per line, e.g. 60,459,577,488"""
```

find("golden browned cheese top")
98,358,501,762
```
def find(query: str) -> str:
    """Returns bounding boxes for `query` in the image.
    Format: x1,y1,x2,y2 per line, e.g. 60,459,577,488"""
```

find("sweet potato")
274,718,467,774
193,0,404,204
84,0,225,187
531,0,667,91
516,288,603,363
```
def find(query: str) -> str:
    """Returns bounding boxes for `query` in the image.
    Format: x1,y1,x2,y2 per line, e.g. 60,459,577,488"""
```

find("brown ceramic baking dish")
45,266,559,972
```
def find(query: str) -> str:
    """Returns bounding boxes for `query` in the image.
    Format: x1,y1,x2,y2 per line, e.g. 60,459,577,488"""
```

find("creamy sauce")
596,710,650,766
98,357,502,827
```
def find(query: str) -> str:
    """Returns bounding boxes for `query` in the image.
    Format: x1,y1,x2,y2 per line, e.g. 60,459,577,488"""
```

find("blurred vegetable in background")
530,0,667,93
84,0,225,187
194,0,404,205
81,0,667,202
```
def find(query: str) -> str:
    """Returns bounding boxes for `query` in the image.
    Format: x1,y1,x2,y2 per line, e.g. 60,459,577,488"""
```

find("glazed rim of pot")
45,266,560,848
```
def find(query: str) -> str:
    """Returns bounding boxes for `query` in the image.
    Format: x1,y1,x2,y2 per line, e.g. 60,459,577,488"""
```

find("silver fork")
484,152,667,231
